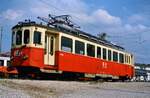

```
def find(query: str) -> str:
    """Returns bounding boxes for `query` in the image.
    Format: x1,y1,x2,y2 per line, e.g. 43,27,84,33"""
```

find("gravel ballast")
0,79,150,98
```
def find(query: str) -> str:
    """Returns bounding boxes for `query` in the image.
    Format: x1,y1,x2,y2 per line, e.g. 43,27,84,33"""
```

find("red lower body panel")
11,47,44,68
11,47,134,78
0,66,7,73
55,51,134,78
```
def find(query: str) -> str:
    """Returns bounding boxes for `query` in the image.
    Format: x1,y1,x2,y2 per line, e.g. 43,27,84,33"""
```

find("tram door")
44,33,55,65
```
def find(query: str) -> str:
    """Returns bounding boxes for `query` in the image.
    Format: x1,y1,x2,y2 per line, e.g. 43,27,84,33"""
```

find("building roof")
0,52,10,57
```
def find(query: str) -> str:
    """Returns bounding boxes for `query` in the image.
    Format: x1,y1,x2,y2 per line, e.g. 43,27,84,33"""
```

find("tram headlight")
14,50,21,56
22,55,28,60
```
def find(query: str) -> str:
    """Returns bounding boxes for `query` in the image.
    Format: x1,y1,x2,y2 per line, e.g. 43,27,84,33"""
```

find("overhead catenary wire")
38,0,99,29
38,0,150,47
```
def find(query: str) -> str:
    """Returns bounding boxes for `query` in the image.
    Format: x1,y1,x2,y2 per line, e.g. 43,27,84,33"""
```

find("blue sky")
0,0,150,63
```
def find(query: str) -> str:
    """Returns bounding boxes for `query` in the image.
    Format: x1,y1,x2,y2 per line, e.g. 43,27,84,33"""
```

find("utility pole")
0,26,2,53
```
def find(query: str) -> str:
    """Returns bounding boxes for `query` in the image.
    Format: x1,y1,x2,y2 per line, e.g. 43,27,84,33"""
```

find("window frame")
44,35,47,54
97,46,101,58
75,40,85,55
113,51,118,62
16,30,22,45
12,31,16,45
33,31,42,45
87,44,95,57
61,36,73,53
128,56,130,64
0,60,4,66
108,49,112,61
126,55,128,63
103,48,107,60
24,29,30,44
119,53,124,63
7,61,11,67
50,36,54,55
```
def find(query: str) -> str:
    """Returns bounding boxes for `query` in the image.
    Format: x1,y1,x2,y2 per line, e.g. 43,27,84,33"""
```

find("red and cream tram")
11,15,134,80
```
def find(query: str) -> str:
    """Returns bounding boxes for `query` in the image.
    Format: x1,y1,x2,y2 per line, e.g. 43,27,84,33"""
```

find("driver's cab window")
34,31,41,44
0,60,4,66
16,30,22,45
24,29,30,44
12,31,16,46
7,61,11,67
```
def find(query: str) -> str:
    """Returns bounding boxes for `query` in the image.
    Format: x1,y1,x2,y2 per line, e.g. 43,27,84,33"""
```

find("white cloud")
92,9,122,26
29,0,87,16
1,9,24,20
28,0,122,31
124,24,148,33
1,0,148,35
128,14,146,24
30,1,50,16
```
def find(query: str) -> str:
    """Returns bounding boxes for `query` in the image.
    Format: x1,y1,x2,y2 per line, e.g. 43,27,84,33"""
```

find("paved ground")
0,79,150,98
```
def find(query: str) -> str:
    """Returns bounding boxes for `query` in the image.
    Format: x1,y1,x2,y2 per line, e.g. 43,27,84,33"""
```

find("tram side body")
11,23,134,80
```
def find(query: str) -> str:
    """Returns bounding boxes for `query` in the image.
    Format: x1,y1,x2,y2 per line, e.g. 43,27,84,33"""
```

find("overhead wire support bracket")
37,14,80,29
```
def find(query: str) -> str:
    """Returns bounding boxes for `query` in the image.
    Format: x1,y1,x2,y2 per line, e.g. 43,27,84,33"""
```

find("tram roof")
12,21,126,52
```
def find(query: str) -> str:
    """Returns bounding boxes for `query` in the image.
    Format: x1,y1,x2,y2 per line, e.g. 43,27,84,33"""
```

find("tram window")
113,51,118,62
87,44,95,57
12,32,16,45
75,40,85,55
131,55,133,64
44,35,47,54
34,31,41,44
119,53,124,63
125,55,126,63
103,48,107,60
61,36,72,52
0,60,4,66
128,56,130,64
126,56,128,63
97,47,101,58
24,30,30,44
108,50,112,61
16,30,22,45
50,36,54,55
7,61,11,67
